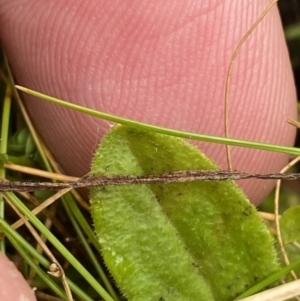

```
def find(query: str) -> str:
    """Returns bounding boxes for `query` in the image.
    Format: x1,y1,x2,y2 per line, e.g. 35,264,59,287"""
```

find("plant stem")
16,85,300,157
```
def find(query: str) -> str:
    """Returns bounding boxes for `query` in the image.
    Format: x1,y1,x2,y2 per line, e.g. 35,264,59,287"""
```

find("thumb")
0,0,297,205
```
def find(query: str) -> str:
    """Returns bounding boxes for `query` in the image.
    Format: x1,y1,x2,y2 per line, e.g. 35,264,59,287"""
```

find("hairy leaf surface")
90,126,279,301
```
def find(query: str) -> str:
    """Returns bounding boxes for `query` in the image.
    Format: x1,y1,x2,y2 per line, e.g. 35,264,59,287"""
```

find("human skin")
0,0,297,297
0,253,37,301
0,0,297,205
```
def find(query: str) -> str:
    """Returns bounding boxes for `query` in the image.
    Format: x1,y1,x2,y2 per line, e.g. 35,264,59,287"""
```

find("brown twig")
1,170,300,192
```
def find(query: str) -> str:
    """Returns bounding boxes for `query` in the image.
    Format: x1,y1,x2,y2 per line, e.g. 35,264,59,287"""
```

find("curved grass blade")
15,85,300,157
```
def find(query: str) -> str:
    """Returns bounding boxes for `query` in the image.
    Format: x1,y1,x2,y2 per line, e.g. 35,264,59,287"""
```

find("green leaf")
280,205,300,244
90,125,280,301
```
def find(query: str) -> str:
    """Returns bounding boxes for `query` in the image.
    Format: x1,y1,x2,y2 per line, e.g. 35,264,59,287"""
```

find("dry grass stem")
11,188,72,231
258,211,279,221
287,118,300,128
238,279,300,301
274,156,300,282
4,163,79,182
13,191,73,238
3,194,73,300
38,139,90,210
224,0,278,170
3,170,300,192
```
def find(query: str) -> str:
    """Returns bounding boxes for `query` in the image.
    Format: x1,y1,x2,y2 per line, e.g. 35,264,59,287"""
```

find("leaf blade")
90,125,280,301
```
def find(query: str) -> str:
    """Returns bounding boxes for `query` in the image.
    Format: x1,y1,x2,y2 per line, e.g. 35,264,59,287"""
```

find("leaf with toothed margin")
90,125,280,301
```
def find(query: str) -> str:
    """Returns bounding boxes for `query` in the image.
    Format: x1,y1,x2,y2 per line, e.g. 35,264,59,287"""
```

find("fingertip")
0,253,37,301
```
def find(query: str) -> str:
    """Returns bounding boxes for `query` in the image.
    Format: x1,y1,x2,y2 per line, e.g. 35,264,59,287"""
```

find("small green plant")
1,1,300,299
4,85,299,300
90,125,280,301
